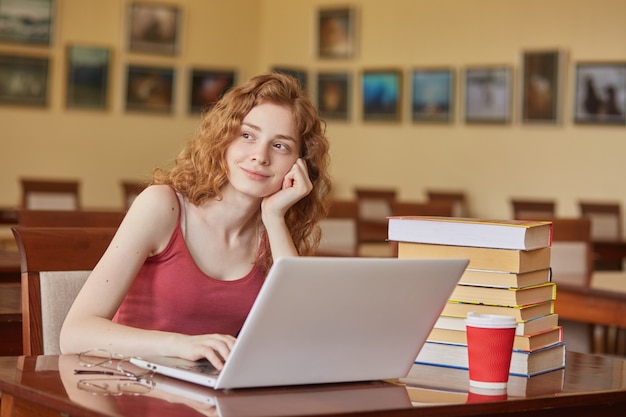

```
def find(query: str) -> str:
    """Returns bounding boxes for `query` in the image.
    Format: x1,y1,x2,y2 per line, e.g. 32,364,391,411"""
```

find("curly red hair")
153,73,331,271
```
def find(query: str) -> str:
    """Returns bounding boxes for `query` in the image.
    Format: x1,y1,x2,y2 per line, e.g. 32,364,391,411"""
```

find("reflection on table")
1,351,626,417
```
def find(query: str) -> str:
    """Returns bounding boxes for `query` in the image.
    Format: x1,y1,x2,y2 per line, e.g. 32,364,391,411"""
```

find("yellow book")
459,268,551,288
441,300,555,322
398,242,550,273
449,282,556,306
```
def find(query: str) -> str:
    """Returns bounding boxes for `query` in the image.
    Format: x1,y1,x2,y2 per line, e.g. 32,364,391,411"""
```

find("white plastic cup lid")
465,312,517,329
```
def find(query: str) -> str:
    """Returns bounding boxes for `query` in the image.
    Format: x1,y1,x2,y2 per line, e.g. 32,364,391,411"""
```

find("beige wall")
0,0,263,209
2,0,626,221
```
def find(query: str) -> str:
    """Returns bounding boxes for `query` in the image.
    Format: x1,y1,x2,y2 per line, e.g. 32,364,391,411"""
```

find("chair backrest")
578,201,622,241
20,178,81,210
11,226,116,355
316,200,358,256
354,188,397,244
390,200,455,217
426,190,469,217
511,198,555,220
16,209,126,227
550,217,593,287
121,180,148,210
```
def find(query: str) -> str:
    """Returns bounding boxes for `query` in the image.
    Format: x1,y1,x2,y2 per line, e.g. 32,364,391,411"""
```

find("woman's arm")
59,185,235,369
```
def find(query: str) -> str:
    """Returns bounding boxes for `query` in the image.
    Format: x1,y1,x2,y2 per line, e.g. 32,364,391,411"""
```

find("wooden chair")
511,198,555,220
354,188,396,243
316,200,358,257
16,209,126,227
20,178,81,210
11,227,116,355
579,201,623,270
121,180,148,210
579,201,622,241
550,217,593,287
354,188,397,257
426,190,469,217
549,217,608,355
390,200,455,217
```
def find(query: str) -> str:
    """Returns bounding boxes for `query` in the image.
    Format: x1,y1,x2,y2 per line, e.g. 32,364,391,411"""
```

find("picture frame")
521,49,565,124
272,67,308,94
189,69,236,114
65,45,110,110
127,2,180,55
574,62,626,125
0,54,48,106
411,68,454,123
125,64,174,114
0,0,54,45
362,69,402,122
317,71,350,121
464,66,512,124
317,7,356,59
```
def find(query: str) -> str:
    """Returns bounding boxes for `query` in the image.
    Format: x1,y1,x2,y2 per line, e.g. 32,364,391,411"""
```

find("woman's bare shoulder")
119,184,180,243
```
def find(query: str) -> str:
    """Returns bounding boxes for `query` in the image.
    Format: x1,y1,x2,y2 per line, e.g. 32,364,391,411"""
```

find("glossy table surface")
1,351,626,417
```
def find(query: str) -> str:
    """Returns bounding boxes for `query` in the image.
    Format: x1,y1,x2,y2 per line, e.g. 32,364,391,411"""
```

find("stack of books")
387,216,566,378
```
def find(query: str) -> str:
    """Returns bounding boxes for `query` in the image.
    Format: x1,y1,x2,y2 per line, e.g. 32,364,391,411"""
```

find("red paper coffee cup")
465,312,517,389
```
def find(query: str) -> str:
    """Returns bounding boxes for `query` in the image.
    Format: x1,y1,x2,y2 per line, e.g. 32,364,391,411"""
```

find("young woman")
60,73,331,370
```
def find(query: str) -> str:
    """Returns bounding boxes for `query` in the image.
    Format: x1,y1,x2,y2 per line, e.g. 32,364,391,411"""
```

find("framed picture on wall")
127,2,180,55
521,49,565,124
125,64,174,113
0,54,48,106
411,68,454,123
317,71,350,121
65,45,111,110
0,0,54,45
272,67,308,94
317,7,356,59
189,69,236,114
464,66,512,124
362,69,402,121
574,62,626,125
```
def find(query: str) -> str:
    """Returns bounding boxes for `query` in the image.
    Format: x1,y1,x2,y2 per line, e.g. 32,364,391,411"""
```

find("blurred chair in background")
316,200,358,257
426,189,469,217
354,188,396,256
16,209,125,228
121,180,148,210
20,178,81,210
579,201,622,241
579,201,624,270
511,198,555,220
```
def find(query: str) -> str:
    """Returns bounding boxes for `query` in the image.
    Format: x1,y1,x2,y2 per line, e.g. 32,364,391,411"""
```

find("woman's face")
225,102,301,198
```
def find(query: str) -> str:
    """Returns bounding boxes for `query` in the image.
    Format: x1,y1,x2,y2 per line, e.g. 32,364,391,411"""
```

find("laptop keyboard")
176,360,220,376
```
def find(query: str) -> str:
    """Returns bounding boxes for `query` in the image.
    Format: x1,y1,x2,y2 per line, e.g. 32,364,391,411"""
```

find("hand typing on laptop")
58,73,332,370
179,334,235,371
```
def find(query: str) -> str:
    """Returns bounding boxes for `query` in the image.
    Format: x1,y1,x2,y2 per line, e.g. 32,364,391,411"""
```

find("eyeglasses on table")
74,348,154,396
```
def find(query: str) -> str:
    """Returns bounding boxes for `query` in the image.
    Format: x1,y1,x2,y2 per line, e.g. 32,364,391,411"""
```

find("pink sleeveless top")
113,195,265,336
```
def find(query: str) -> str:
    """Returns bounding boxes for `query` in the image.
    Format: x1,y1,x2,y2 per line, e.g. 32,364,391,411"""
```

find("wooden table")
556,283,626,328
1,351,626,417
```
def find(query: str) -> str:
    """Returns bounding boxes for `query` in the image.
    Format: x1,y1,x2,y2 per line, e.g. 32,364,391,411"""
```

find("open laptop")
131,256,468,390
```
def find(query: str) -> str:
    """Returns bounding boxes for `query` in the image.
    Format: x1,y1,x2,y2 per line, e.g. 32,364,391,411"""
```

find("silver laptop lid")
215,256,468,389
